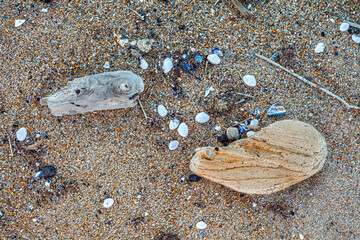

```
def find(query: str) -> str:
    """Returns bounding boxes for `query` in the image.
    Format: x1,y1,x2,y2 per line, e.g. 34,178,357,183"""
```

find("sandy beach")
0,0,359,239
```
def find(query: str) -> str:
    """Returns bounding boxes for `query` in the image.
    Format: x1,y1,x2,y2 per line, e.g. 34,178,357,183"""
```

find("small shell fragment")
178,123,189,137
15,19,26,27
207,54,221,64
140,59,148,69
137,39,154,52
196,221,207,230
103,198,114,208
267,102,286,116
195,112,210,123
169,140,179,150
103,61,110,69
169,119,180,130
246,131,255,137
339,22,350,32
243,75,256,87
157,104,167,117
249,119,259,126
352,34,360,43
315,43,325,53
16,127,27,141
163,58,173,73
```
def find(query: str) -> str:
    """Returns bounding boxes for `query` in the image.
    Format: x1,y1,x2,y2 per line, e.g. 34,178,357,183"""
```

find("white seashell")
196,221,207,229
246,131,255,137
163,58,173,73
249,119,259,126
195,112,210,123
157,104,167,117
103,61,110,69
169,140,179,150
352,34,360,43
140,59,148,69
169,119,180,130
339,22,349,32
103,198,114,208
41,9,48,13
16,127,27,141
314,43,325,53
207,54,221,64
178,123,189,137
15,19,26,27
243,75,256,87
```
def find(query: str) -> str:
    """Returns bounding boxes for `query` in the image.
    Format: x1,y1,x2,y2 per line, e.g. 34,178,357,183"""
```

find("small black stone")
217,134,229,146
348,28,353,34
39,165,57,178
188,173,201,182
321,32,325,37
178,25,186,30
334,52,339,56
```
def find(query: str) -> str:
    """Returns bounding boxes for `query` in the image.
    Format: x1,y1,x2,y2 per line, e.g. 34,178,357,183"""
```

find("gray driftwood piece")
40,71,144,116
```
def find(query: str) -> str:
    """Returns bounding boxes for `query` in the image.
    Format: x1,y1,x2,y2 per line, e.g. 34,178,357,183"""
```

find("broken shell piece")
246,131,255,137
315,43,325,53
16,127,27,141
137,39,154,52
103,198,114,208
190,120,327,194
226,127,240,141
169,119,180,130
140,59,148,69
178,123,189,137
249,119,259,126
196,221,207,230
195,112,210,123
157,104,167,117
40,71,144,116
267,102,286,116
169,140,179,150
163,58,173,73
15,19,26,27
27,140,43,150
339,22,350,32
207,54,221,64
243,75,256,87
352,34,360,43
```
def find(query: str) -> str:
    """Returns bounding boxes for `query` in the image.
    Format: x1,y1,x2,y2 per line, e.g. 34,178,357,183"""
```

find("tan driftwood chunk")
41,71,144,116
190,120,327,194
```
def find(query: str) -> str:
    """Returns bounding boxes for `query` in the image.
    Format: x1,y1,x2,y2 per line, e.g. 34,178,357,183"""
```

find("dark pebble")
321,32,325,37
188,173,201,182
217,133,229,146
39,165,57,178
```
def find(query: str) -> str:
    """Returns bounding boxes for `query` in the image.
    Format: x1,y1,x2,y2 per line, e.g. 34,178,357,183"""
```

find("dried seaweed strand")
8,135,13,157
255,53,360,110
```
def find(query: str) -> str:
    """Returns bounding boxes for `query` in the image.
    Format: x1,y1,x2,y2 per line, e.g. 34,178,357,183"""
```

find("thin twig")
213,0,221,7
344,20,360,29
232,117,252,127
255,53,360,110
204,61,208,73
127,7,143,19
8,135,13,157
235,93,255,98
137,98,149,119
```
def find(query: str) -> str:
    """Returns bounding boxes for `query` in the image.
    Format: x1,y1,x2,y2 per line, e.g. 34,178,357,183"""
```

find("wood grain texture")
190,120,327,194
40,71,144,116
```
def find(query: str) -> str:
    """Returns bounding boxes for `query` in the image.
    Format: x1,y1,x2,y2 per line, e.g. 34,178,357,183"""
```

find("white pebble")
44,182,50,188
169,140,179,150
195,112,210,123
163,58,173,73
339,22,349,32
119,39,129,47
252,202,257,207
204,86,214,97
15,19,26,27
169,119,180,130
144,212,149,216
157,104,167,117
16,127,27,141
299,233,304,240
178,123,189,137
246,131,255,137
249,119,259,126
243,75,257,87
215,125,221,131
352,34,360,43
140,59,148,69
103,61,110,69
103,198,114,208
329,18,335,23
207,54,221,64
314,43,325,53
130,40,137,46
196,221,207,230
40,8,48,13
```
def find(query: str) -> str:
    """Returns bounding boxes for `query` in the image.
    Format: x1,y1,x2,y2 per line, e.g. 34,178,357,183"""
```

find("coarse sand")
0,0,359,239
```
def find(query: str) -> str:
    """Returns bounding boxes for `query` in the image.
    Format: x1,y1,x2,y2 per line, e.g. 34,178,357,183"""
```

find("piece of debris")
16,127,27,141
27,140,43,150
103,198,114,208
190,120,327,194
169,140,179,150
169,119,180,130
196,220,207,229
137,39,154,52
207,54,221,64
242,75,257,87
178,123,189,137
267,102,286,116
103,61,110,69
157,104,168,117
15,19,26,27
35,165,57,179
352,34,360,43
255,53,360,109
314,43,325,53
163,58,173,73
195,112,210,123
140,59,148,69
188,173,202,182
204,87,214,97
40,71,145,116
